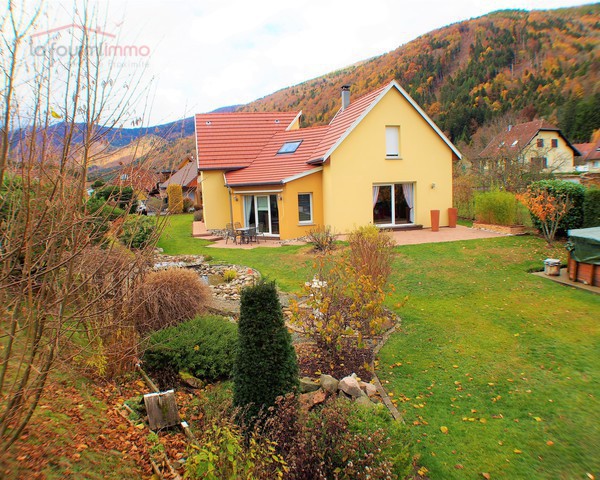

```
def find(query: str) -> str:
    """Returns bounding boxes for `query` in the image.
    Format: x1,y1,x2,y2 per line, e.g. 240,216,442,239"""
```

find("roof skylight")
278,140,302,154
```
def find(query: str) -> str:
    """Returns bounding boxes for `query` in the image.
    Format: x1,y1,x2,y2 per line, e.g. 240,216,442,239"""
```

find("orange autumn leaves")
516,189,572,245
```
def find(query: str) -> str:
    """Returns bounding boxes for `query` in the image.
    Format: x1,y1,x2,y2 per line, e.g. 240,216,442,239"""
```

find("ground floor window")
298,193,313,224
530,157,548,170
243,194,279,235
373,183,414,225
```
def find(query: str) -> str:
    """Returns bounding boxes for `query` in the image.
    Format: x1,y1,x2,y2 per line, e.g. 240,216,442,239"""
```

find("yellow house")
479,120,581,174
195,81,461,240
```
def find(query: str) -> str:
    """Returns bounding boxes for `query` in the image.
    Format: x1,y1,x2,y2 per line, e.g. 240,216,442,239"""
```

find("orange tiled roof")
225,126,329,186
196,81,460,186
309,84,388,163
574,139,600,161
196,112,299,170
478,120,577,158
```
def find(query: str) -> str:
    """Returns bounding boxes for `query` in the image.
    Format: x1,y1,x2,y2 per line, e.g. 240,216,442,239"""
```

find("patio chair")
224,223,239,244
247,226,258,243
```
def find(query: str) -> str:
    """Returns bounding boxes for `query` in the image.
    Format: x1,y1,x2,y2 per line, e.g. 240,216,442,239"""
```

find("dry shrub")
261,395,402,479
307,225,337,252
132,268,211,334
66,244,149,378
347,225,394,289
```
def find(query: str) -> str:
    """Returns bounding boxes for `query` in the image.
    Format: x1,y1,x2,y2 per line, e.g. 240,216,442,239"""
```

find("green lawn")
380,238,600,479
159,214,600,479
157,214,312,291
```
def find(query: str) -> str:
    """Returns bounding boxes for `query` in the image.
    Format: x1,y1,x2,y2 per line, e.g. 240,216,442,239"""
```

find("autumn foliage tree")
517,189,572,245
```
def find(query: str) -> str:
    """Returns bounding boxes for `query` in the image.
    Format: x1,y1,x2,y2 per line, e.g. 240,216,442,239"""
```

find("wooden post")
144,390,181,431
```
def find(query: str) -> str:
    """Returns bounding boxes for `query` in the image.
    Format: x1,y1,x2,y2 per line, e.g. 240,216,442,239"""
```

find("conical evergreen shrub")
233,280,299,421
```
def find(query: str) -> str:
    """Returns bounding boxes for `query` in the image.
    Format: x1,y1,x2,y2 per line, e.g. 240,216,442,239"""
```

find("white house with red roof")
195,81,461,240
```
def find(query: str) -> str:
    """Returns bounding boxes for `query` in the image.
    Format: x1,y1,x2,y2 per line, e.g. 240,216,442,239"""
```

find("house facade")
159,157,201,207
195,81,461,240
478,120,580,173
573,139,600,173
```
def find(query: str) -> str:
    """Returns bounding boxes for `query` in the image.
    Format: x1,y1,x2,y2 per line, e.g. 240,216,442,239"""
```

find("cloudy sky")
26,0,597,126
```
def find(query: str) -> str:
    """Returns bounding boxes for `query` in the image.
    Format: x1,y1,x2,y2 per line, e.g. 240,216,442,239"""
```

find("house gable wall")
201,170,231,229
322,88,453,232
521,131,575,173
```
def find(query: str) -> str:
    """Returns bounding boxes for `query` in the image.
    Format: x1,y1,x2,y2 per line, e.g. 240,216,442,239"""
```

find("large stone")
355,395,375,408
299,389,327,410
320,374,339,394
338,375,365,398
179,372,204,389
359,381,378,397
300,377,320,393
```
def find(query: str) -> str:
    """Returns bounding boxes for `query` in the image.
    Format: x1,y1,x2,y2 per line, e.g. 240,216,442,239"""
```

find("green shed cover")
567,227,600,265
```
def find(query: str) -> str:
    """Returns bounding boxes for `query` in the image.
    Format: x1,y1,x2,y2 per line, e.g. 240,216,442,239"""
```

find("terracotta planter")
430,209,440,232
448,208,458,228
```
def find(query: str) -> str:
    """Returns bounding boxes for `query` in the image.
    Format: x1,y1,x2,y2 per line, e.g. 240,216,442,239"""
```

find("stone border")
472,222,526,235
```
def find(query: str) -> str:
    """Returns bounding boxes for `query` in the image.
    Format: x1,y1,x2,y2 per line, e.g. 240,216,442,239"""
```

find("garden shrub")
119,215,157,249
132,268,211,335
167,184,184,214
222,269,237,283
193,208,204,222
233,281,298,422
182,196,194,212
347,224,395,289
143,315,238,387
527,179,586,235
185,417,287,480
583,188,600,228
94,185,136,212
307,225,337,252
262,395,412,479
474,190,524,225
453,173,477,219
291,225,397,372
86,196,126,221
145,196,164,214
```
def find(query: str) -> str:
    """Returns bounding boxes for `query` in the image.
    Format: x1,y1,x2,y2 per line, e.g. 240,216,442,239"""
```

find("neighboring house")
478,120,580,173
195,81,461,240
108,164,160,200
573,139,600,173
159,157,201,207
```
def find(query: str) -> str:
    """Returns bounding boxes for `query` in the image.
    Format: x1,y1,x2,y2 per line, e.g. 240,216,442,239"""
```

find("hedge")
527,179,586,235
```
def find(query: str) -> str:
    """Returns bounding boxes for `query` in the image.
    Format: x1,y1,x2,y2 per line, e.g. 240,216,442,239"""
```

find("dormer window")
278,141,302,154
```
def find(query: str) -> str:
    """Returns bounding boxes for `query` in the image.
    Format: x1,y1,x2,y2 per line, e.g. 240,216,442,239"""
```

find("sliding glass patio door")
372,183,414,226
243,194,280,235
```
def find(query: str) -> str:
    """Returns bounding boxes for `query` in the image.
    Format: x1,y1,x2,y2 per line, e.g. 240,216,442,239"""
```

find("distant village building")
573,139,600,173
478,120,580,174
159,157,201,207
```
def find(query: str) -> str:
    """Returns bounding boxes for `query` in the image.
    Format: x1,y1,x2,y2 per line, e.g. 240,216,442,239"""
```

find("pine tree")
233,280,299,422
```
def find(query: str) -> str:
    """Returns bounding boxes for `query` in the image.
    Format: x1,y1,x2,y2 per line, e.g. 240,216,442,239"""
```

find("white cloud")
18,0,597,124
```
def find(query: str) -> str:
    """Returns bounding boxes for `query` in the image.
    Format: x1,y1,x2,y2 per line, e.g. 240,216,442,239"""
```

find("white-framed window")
385,126,400,158
298,193,313,224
